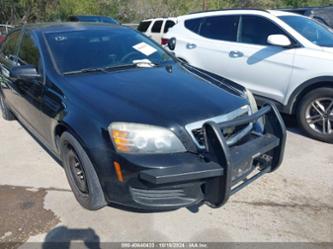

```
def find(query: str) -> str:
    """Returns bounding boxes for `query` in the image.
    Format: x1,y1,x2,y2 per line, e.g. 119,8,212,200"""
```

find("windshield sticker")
133,42,157,56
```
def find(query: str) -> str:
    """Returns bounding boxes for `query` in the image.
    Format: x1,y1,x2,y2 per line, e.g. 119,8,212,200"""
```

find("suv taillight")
161,38,169,45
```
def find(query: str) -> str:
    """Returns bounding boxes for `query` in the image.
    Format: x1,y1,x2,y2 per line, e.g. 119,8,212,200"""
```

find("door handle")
186,43,197,49
229,51,244,58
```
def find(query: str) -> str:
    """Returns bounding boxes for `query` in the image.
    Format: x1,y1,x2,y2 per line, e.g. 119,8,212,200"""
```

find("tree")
1,0,333,25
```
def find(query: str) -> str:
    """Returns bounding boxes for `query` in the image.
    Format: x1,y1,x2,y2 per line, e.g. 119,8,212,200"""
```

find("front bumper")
105,104,286,210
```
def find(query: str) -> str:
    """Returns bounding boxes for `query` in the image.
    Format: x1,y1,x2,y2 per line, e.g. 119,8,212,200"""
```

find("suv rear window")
200,15,239,41
185,15,239,42
151,20,163,33
185,18,203,33
163,20,176,33
137,21,151,32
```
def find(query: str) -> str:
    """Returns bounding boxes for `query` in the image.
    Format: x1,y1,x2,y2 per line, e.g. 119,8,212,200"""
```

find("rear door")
180,15,241,81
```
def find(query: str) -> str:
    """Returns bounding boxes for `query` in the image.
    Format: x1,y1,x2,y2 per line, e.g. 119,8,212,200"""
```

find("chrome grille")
185,105,253,148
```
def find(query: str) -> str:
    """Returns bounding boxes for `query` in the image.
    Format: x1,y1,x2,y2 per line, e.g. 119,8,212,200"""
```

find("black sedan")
68,15,120,25
0,23,286,211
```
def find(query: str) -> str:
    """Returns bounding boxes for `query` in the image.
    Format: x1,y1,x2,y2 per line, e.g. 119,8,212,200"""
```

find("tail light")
161,38,169,45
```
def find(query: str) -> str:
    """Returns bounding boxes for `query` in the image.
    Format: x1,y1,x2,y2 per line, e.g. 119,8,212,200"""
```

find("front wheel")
297,87,333,143
59,132,106,210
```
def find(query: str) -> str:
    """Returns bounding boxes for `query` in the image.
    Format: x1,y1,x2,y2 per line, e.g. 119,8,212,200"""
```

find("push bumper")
138,104,286,208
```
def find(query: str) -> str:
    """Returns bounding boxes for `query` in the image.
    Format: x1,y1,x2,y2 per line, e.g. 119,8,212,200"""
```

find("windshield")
279,15,333,47
45,28,173,74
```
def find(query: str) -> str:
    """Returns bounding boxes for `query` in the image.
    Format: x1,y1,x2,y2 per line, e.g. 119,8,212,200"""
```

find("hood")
64,64,248,128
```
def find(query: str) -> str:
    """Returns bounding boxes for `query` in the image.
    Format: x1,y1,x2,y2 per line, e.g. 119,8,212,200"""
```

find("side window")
163,20,176,33
17,33,41,71
137,21,152,32
1,31,21,61
185,18,203,34
240,15,285,45
200,15,239,41
151,20,163,33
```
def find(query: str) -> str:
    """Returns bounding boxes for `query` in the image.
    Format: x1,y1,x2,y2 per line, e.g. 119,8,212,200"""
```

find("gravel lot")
0,115,332,247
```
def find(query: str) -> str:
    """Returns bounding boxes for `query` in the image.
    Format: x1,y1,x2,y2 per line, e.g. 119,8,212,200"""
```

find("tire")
59,131,106,210
296,87,333,143
0,93,15,121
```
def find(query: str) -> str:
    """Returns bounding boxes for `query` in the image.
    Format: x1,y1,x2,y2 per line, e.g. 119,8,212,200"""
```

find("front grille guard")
139,103,286,208
203,103,286,207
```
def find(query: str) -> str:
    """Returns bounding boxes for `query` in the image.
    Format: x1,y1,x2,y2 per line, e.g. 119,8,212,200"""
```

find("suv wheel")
297,87,333,143
0,93,15,121
59,132,106,210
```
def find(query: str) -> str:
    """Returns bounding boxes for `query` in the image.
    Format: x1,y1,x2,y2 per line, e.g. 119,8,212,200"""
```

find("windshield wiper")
132,59,159,67
103,63,140,71
64,67,108,75
104,60,159,71
63,60,160,75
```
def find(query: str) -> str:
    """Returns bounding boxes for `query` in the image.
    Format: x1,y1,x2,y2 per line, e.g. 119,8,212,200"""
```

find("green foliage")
1,0,333,24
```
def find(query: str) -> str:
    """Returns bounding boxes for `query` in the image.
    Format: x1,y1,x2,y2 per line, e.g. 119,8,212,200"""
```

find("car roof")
68,15,118,22
69,15,110,18
20,22,127,33
140,17,177,22
268,10,301,16
177,9,300,20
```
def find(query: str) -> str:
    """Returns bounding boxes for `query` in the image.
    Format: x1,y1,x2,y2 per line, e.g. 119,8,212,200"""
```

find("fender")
57,106,109,154
285,76,333,114
54,110,115,194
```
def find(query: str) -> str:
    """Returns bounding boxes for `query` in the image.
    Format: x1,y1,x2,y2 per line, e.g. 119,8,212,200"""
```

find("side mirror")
267,34,292,47
10,65,41,80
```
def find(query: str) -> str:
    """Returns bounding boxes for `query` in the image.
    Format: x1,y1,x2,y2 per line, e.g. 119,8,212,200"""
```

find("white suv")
137,18,177,43
164,9,333,143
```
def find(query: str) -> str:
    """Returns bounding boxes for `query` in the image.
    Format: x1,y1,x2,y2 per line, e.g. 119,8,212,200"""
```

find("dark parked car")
281,6,333,28
0,23,286,211
68,15,120,25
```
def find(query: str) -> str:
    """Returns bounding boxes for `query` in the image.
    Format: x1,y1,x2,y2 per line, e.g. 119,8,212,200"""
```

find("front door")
225,15,296,104
14,31,45,133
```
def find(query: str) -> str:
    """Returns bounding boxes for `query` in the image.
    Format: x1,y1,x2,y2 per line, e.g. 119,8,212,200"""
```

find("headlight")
108,122,186,154
245,89,265,132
